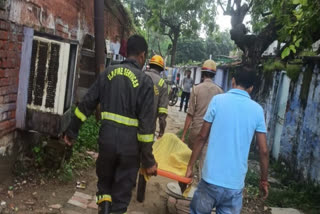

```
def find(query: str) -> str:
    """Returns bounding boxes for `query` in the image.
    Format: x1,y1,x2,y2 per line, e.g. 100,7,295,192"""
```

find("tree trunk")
170,32,179,67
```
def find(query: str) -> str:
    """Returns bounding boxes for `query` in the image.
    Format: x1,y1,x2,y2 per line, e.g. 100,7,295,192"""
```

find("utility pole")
94,0,105,76
94,0,105,120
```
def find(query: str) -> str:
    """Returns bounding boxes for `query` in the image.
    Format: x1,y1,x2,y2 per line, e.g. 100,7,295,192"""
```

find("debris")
73,191,92,200
22,180,27,185
67,197,87,209
76,181,86,189
8,186,13,190
7,190,14,198
264,206,268,211
40,179,46,185
1,201,6,207
32,192,37,196
49,204,62,209
88,201,98,209
52,192,56,197
24,200,35,205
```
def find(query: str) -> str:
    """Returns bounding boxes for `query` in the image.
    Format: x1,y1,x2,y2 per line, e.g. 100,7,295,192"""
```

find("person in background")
64,35,157,214
145,55,169,139
179,70,193,112
186,67,269,214
181,60,223,179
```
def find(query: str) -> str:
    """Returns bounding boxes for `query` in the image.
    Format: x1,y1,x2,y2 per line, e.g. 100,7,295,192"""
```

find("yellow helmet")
201,59,216,74
150,55,164,69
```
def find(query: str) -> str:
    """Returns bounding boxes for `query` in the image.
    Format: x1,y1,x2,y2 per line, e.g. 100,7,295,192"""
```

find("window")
27,36,77,115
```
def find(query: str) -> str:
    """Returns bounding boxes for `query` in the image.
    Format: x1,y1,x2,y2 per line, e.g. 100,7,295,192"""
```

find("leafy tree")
175,31,236,64
218,0,320,68
146,0,216,66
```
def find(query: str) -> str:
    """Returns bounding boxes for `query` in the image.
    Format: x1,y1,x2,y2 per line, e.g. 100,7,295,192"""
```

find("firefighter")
63,35,157,214
145,55,169,138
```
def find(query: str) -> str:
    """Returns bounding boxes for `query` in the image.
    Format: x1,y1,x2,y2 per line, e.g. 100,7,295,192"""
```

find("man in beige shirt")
181,59,223,179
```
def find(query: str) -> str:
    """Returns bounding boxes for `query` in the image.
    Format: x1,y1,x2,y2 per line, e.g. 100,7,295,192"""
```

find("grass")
176,129,190,143
245,160,320,214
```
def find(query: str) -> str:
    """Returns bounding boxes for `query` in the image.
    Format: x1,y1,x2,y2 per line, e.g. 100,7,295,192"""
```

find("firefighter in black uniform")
64,35,157,214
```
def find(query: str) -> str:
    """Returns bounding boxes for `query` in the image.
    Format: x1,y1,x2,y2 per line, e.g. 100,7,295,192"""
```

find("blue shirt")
202,89,267,189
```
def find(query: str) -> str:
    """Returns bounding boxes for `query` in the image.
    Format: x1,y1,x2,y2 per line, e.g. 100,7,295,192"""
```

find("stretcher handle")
157,169,192,184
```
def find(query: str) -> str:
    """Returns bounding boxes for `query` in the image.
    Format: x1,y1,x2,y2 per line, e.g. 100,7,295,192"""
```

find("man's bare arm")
181,114,193,142
185,121,211,178
256,132,269,199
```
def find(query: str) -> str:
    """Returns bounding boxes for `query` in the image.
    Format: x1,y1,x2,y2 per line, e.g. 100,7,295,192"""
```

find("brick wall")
0,17,22,142
0,0,133,156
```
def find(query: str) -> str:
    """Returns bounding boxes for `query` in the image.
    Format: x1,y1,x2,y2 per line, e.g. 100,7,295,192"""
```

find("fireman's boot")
98,201,111,214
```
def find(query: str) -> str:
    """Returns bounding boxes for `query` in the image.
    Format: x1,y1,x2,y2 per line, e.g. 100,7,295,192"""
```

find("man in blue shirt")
186,67,269,214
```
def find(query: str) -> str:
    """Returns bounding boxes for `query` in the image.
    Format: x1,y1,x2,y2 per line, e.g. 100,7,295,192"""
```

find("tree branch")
217,0,227,14
262,11,273,17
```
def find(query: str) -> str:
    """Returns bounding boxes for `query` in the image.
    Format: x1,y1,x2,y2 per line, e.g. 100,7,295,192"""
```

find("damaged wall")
0,2,22,157
259,61,320,184
0,0,134,176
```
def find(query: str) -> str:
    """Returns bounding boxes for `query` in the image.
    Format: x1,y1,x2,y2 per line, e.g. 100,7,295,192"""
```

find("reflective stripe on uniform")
158,78,165,87
158,107,168,114
137,133,154,143
75,107,87,122
96,194,112,204
101,112,138,127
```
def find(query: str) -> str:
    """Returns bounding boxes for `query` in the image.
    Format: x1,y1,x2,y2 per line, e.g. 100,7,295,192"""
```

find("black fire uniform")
66,59,156,213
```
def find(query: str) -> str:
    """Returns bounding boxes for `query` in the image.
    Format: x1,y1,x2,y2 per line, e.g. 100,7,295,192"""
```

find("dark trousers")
96,123,140,213
180,91,190,111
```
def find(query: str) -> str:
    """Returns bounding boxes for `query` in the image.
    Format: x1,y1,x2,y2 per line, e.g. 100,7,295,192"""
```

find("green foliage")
286,63,302,82
300,65,313,108
125,0,217,65
175,31,235,64
245,169,260,197
263,60,285,72
75,115,100,152
32,145,45,167
266,161,320,213
176,129,190,144
276,0,320,58
57,149,95,182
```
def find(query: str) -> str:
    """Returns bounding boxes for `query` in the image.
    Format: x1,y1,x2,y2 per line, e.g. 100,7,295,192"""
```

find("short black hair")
233,66,257,89
202,71,215,79
150,64,163,72
127,35,148,57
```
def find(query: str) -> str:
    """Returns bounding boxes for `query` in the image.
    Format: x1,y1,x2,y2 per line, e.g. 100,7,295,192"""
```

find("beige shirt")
187,78,223,129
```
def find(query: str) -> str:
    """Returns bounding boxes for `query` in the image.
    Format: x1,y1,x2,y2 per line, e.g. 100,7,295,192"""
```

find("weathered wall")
7,0,132,43
0,0,134,182
260,62,320,184
279,64,320,183
0,1,22,156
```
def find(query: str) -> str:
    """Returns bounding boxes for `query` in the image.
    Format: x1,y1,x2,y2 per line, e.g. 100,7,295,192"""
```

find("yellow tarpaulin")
153,133,192,177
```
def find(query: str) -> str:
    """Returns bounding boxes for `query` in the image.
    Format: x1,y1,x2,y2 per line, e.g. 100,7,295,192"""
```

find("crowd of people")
63,35,269,214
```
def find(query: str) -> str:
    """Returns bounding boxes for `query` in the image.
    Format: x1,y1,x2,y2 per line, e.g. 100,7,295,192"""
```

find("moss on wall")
300,64,314,109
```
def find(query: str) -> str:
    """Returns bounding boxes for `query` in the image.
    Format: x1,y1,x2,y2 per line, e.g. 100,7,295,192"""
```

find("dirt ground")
0,106,271,214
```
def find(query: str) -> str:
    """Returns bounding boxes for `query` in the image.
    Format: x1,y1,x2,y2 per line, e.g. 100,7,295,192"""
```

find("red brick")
0,119,16,137
0,30,8,40
0,85,17,95
5,69,19,77
0,49,6,57
0,20,9,31
0,69,5,78
0,77,9,86
0,119,15,130
8,42,14,50
17,35,23,42
0,95,3,103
